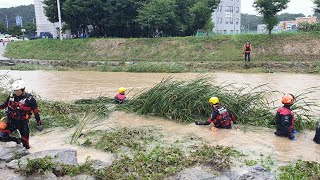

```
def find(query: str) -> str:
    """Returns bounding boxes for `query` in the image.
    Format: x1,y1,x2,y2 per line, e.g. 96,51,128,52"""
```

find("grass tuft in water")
82,127,160,153
279,160,320,180
123,77,318,131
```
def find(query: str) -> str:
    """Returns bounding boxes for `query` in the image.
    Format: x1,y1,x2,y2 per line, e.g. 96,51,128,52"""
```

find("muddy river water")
1,70,319,163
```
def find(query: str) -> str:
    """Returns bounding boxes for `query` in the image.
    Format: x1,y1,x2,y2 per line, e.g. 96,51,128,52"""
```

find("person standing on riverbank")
275,94,296,141
0,80,43,149
195,97,236,129
243,41,253,62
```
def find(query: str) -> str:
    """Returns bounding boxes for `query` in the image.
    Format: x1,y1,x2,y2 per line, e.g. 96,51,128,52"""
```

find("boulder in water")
7,149,78,170
0,142,29,163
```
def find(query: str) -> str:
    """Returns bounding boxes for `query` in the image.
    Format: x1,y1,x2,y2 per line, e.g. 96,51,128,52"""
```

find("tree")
0,5,35,28
253,0,290,34
8,26,22,36
315,0,320,13
43,0,66,23
25,22,36,35
277,13,305,21
190,0,220,32
0,23,6,34
241,14,264,32
136,0,177,37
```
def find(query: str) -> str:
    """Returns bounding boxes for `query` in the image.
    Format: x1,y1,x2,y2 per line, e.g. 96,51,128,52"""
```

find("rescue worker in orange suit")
0,80,43,149
243,41,253,62
195,97,236,129
114,87,127,104
275,94,296,141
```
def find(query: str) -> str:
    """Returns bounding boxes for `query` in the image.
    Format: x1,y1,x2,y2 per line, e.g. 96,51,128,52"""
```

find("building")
212,0,241,34
34,0,60,38
296,16,317,25
257,16,318,33
257,24,267,34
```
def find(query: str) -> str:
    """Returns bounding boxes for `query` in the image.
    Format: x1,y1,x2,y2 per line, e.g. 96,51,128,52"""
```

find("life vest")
115,94,126,101
276,107,295,132
213,106,232,128
7,93,33,121
314,123,320,144
243,44,252,53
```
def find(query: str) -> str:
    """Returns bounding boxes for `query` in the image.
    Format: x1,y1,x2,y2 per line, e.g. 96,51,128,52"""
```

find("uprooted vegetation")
81,127,161,153
122,77,319,131
279,160,320,180
18,144,242,179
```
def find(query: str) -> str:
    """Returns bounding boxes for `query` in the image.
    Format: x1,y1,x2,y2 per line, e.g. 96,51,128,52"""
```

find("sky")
0,0,316,16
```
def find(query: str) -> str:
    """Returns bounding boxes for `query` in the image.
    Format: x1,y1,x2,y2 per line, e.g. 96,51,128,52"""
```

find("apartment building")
212,0,241,34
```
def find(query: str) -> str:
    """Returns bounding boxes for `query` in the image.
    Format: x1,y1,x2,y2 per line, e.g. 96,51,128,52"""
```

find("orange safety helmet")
0,121,7,130
282,94,294,105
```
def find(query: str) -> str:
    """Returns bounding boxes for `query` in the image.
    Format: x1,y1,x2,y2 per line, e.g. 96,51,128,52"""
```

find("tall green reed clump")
124,77,275,127
291,88,320,131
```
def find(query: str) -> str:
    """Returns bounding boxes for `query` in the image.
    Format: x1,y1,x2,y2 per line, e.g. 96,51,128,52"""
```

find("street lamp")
57,0,63,40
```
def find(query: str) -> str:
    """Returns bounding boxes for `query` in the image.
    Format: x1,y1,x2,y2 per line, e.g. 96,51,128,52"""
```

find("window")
220,5,223,12
226,13,233,24
224,30,227,34
231,30,233,34
236,7,239,13
236,18,239,25
226,6,233,13
220,17,223,24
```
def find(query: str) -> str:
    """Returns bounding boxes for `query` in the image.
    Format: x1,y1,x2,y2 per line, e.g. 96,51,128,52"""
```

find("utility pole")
5,15,8,30
57,0,63,40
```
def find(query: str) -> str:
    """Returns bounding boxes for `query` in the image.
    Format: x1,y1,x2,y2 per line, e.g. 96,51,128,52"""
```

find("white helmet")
11,80,25,90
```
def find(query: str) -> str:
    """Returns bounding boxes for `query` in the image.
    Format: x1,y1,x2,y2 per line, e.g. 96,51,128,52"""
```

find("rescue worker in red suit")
0,80,43,149
195,97,236,129
275,94,296,141
114,87,127,104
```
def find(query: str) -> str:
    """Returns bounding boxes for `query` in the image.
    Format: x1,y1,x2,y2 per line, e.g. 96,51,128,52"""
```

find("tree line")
43,0,220,37
0,5,36,36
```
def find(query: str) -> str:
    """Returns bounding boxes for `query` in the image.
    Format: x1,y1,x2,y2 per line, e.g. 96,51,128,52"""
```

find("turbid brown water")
1,71,320,103
1,70,319,163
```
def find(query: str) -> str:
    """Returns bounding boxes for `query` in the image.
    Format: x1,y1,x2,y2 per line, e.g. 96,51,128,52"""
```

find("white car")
12,37,29,41
0,36,14,42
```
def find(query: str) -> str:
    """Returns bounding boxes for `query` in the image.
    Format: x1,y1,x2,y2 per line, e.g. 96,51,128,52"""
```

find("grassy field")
6,32,320,62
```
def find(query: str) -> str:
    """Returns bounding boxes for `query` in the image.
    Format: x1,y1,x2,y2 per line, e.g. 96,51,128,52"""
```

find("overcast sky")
0,0,316,16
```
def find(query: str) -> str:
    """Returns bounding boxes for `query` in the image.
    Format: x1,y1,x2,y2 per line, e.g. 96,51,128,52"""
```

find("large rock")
7,149,78,170
0,142,30,163
237,166,275,180
1,169,26,180
166,167,216,180
221,166,275,180
58,174,95,180
25,173,58,180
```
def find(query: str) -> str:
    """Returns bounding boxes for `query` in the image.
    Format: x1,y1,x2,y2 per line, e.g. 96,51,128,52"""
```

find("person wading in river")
195,97,236,129
314,121,320,144
0,80,43,149
243,41,253,62
275,94,296,141
114,87,127,104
